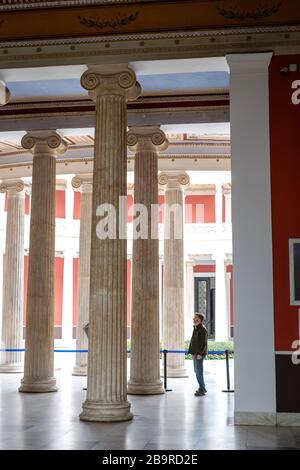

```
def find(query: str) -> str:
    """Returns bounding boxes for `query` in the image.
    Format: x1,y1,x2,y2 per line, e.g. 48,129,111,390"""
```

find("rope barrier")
0,348,229,354
0,348,233,393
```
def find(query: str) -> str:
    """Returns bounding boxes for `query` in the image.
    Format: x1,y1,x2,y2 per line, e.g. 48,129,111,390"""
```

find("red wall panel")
127,195,134,223
194,264,215,273
73,191,81,220
269,55,300,351
56,190,65,219
54,257,64,326
185,195,215,223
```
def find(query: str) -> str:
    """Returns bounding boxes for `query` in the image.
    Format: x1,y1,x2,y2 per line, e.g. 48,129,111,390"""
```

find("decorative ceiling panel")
0,1,299,42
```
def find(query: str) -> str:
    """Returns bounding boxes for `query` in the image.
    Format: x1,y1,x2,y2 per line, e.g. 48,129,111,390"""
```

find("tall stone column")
0,180,27,373
0,193,4,343
159,172,190,377
72,174,93,376
79,65,141,422
127,127,168,395
19,131,68,393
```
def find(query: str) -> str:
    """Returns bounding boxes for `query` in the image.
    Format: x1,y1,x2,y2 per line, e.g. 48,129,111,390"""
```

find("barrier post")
222,349,234,393
162,349,172,392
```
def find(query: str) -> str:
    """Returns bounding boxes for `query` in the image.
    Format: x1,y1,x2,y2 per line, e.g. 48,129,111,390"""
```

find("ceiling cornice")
0,0,159,11
0,0,300,45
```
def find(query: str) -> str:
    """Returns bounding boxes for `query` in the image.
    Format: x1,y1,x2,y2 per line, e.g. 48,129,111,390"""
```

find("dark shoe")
194,390,205,396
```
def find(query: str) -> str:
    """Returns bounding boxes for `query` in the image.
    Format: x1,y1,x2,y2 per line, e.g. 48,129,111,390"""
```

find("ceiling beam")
0,95,229,131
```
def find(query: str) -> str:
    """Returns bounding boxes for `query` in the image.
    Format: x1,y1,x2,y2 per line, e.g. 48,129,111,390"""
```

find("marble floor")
0,358,299,450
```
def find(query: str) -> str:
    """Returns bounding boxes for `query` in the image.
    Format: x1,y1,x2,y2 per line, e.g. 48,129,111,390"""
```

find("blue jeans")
193,356,206,392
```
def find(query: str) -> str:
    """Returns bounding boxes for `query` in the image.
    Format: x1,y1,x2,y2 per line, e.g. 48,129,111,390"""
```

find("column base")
19,377,58,393
80,400,133,422
160,367,188,378
0,363,23,374
234,411,276,426
72,365,87,376
127,380,165,395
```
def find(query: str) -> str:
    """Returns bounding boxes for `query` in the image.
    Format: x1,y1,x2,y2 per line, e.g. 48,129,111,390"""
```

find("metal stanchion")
162,349,172,392
82,323,89,391
222,349,234,393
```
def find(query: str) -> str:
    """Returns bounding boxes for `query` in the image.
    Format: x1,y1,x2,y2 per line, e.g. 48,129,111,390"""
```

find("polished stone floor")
0,357,299,450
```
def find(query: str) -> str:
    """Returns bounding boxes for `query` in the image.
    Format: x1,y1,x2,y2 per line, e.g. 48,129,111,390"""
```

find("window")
289,239,300,305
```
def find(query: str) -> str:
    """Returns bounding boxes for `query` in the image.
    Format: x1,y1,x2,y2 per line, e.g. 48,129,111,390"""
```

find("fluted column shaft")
0,180,26,373
19,131,68,393
159,172,190,378
72,175,93,376
127,127,168,395
80,65,141,422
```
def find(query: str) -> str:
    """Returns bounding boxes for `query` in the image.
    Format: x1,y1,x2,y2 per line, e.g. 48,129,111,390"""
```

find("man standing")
188,313,208,396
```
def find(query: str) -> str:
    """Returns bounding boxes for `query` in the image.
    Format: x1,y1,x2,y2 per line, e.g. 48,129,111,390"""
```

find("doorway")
194,277,215,339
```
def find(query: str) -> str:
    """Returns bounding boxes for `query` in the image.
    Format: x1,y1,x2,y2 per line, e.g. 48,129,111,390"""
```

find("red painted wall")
73,193,217,224
54,258,64,327
56,190,66,219
269,55,300,351
185,195,215,223
194,264,215,273
73,191,81,220
127,195,134,223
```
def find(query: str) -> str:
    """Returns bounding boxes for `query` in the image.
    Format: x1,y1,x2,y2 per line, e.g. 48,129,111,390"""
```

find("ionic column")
0,180,27,373
213,251,229,342
19,131,68,393
159,172,190,378
127,127,168,395
72,175,93,376
79,65,141,422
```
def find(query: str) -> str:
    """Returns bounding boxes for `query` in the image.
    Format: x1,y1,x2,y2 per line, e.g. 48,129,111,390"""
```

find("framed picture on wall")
289,239,300,306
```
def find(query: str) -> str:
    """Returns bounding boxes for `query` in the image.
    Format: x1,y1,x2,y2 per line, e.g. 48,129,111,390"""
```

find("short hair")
194,312,205,321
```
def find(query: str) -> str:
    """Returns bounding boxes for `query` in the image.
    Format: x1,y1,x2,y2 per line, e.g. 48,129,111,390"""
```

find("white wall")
227,52,276,424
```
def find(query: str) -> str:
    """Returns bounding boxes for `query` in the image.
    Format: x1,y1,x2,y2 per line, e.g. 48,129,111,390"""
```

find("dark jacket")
188,324,208,357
